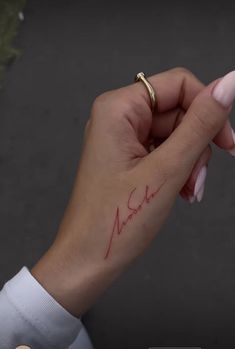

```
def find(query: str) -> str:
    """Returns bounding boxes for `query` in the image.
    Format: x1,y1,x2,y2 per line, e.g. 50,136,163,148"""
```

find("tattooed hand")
32,68,235,317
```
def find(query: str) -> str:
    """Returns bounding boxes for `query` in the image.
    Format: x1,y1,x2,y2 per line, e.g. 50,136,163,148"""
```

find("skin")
31,67,234,317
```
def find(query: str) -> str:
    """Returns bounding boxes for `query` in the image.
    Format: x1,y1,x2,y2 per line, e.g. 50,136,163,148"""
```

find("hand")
32,68,235,317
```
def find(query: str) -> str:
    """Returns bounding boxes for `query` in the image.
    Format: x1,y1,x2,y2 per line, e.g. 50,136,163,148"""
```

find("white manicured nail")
212,71,235,108
194,166,207,202
189,195,196,204
196,183,205,202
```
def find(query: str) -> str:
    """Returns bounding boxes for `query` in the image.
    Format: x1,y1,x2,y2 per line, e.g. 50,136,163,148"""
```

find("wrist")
31,240,124,317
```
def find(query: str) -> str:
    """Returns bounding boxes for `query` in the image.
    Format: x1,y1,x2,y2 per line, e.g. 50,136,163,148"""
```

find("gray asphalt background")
1,1,235,348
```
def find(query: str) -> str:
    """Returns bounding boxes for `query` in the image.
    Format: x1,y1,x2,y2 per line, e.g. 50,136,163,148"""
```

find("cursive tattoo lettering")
104,184,164,259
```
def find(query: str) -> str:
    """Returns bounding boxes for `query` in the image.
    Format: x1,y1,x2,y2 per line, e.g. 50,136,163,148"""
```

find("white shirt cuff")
0,267,82,348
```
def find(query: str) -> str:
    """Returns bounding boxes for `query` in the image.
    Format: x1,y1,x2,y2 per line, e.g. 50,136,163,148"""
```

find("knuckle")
171,66,193,77
92,91,112,110
91,91,114,123
91,88,143,123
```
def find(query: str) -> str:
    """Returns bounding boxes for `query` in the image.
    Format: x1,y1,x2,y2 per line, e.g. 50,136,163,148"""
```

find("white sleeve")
0,267,82,349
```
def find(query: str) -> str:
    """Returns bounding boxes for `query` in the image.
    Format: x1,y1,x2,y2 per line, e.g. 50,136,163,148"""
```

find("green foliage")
0,0,26,82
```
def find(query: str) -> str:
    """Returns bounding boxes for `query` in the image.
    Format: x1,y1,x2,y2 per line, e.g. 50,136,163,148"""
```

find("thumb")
147,71,235,188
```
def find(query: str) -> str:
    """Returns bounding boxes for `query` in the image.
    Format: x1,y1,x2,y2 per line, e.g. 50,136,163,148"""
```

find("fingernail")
228,129,235,156
194,166,207,202
212,71,235,108
188,195,196,204
196,183,205,202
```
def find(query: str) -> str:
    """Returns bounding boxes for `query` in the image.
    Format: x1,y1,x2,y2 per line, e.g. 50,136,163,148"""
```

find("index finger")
130,67,204,113
130,67,235,153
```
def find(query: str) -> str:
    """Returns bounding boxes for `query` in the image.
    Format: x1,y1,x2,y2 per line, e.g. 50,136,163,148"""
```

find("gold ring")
135,72,157,112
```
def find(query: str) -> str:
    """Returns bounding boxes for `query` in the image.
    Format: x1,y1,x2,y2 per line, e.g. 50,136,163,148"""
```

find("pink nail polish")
189,195,196,204
228,129,235,156
194,166,207,202
212,71,235,108
196,183,205,202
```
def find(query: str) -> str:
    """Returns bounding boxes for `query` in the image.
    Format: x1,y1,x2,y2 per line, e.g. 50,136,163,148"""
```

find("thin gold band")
135,72,157,112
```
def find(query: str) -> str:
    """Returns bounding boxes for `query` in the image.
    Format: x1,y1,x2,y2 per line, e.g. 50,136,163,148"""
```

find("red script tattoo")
104,184,164,259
